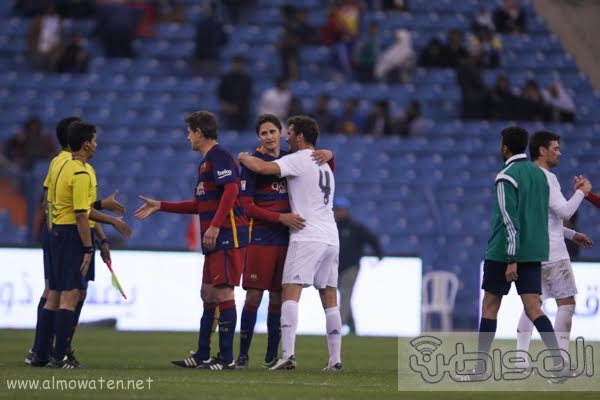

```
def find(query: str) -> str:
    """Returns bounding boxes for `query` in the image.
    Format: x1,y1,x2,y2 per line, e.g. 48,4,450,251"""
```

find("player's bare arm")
135,195,161,219
572,232,593,248
311,149,334,166
238,152,281,176
75,211,92,277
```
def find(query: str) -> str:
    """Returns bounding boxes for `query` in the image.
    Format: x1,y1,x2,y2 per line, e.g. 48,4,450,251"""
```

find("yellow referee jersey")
52,159,98,226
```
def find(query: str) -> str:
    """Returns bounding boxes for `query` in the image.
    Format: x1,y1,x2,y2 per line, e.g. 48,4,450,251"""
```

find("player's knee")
557,296,576,307
214,286,235,303
245,289,263,306
45,291,60,310
79,289,87,302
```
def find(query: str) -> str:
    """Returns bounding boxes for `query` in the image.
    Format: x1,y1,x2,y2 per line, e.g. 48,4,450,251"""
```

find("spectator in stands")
4,116,55,171
334,196,383,335
221,0,255,24
493,0,527,34
365,100,392,136
468,27,502,69
278,5,301,81
192,2,228,78
157,0,185,23
287,97,303,119
382,0,409,12
374,29,415,84
517,79,551,121
336,98,364,135
392,99,427,136
217,55,254,131
56,32,89,73
95,0,142,58
13,0,48,16
322,0,362,81
352,21,380,83
441,29,469,68
418,37,446,68
310,94,336,134
456,56,490,119
471,6,495,33
258,78,292,122
489,73,519,120
542,80,576,122
27,2,63,72
130,1,158,39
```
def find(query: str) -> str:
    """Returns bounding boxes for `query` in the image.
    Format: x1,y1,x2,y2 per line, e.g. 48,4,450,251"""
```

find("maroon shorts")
203,247,246,287
242,245,287,292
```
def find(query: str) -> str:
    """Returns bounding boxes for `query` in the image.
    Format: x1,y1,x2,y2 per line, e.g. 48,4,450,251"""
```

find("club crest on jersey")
195,182,205,196
271,180,288,194
217,169,232,179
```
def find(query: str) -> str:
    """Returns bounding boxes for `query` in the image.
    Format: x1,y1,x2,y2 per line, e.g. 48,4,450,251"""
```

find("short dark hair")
185,110,218,140
56,116,81,149
501,126,529,156
255,114,282,135
529,130,561,160
286,115,319,146
68,121,96,151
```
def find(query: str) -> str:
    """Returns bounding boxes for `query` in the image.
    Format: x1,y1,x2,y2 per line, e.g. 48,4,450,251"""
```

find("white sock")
554,304,575,354
280,300,298,360
516,311,534,367
325,306,342,366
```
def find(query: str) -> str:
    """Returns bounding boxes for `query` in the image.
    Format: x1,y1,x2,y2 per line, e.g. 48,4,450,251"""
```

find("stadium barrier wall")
0,248,422,337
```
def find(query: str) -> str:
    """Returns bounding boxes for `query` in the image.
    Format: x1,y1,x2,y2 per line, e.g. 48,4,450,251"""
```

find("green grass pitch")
0,328,598,399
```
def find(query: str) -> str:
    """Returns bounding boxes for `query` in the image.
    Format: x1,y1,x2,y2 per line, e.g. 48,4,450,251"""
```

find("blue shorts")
41,227,51,280
48,225,95,291
482,260,541,295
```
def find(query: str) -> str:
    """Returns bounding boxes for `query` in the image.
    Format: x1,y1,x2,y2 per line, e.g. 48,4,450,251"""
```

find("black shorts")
48,225,95,291
481,259,541,296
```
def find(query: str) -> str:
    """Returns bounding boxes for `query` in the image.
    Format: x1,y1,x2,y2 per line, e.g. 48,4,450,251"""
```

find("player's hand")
311,149,333,166
99,241,111,263
573,175,592,194
572,232,593,248
505,262,518,282
101,190,126,215
203,225,220,250
113,217,132,239
135,195,160,220
80,253,92,277
279,213,306,231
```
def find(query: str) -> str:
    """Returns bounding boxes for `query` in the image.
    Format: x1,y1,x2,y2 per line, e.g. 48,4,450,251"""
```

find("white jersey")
275,149,339,246
541,168,584,263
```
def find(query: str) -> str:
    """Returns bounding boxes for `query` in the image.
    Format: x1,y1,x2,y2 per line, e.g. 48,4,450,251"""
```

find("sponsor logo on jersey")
241,180,246,191
195,182,205,196
271,180,288,194
217,169,233,179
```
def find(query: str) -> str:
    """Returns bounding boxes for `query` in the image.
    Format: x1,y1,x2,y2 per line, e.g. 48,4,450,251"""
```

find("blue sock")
266,303,281,363
66,300,84,353
218,300,237,364
194,302,216,360
37,308,55,360
31,297,47,353
533,315,562,365
476,318,497,371
53,309,75,361
239,302,258,358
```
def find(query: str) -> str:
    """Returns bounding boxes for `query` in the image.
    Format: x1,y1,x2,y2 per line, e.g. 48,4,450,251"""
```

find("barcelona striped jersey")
240,149,291,246
195,144,248,253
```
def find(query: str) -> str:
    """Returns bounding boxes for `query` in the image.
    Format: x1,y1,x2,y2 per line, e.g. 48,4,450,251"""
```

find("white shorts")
541,259,578,301
282,241,339,289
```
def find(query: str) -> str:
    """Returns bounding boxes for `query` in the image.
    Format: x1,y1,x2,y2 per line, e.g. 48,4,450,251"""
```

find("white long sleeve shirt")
541,168,584,263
